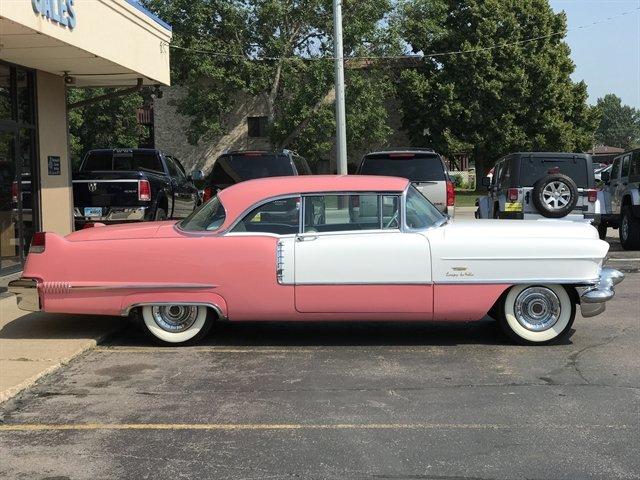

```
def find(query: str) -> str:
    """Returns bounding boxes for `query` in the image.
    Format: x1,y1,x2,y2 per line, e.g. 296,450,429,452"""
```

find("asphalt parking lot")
0,225,638,479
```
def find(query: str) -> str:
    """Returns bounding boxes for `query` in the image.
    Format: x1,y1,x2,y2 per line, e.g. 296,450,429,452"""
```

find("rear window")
81,151,164,173
359,154,446,181
211,154,294,185
519,157,590,188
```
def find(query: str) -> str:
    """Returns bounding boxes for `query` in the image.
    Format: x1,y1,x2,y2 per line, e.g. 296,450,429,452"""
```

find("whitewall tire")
499,284,575,345
141,305,212,345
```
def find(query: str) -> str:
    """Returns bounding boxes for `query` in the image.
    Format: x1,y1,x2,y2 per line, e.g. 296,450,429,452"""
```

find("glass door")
0,128,21,272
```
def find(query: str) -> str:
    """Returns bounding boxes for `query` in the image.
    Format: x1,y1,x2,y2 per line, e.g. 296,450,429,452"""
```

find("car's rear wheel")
141,305,213,345
620,207,640,250
498,284,575,345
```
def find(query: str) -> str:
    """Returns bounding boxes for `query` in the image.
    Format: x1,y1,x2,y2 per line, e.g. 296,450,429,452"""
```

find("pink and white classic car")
10,175,623,345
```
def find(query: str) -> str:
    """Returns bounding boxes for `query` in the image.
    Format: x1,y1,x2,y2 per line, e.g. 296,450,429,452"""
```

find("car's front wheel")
141,305,213,345
498,284,575,345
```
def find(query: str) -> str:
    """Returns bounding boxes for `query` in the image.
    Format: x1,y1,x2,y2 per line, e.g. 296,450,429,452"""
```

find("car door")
165,156,193,218
291,193,433,314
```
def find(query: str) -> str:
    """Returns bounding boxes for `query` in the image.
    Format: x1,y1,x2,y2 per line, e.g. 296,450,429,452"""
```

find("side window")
166,157,186,181
493,162,503,187
621,155,631,178
304,194,381,233
292,156,311,175
501,161,511,186
231,197,300,235
610,158,621,181
631,152,640,180
381,195,400,229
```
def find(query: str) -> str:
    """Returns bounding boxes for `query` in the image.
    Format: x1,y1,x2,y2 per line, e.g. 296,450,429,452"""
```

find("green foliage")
594,94,640,150
67,89,148,169
143,0,400,165
398,0,598,182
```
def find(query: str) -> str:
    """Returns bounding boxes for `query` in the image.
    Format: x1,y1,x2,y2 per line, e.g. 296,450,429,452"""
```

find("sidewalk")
0,294,125,403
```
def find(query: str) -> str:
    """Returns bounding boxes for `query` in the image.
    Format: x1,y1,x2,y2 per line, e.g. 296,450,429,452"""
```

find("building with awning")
0,0,171,277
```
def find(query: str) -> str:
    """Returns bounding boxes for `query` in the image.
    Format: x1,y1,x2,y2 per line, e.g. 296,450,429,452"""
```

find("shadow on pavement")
104,318,576,348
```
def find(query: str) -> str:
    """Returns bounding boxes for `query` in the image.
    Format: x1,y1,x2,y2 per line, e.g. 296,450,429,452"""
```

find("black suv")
202,150,311,201
476,152,601,225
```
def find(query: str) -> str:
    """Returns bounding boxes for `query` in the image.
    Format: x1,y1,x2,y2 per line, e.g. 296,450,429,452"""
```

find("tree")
594,94,640,150
67,88,148,168
398,0,598,184
142,0,401,166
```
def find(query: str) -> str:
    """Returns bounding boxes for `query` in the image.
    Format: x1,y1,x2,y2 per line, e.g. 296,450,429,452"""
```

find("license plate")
505,202,522,212
84,207,103,217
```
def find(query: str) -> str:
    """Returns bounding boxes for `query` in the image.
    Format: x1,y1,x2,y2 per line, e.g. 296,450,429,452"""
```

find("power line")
162,6,640,62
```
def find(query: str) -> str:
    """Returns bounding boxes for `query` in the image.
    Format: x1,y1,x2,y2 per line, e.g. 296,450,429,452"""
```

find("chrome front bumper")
577,268,624,318
8,278,41,312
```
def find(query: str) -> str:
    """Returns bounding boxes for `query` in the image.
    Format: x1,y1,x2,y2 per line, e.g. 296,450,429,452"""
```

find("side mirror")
481,176,491,187
600,171,610,184
190,169,204,181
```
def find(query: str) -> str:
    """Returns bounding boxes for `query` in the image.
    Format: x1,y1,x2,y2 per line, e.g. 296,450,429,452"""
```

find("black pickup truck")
73,149,202,229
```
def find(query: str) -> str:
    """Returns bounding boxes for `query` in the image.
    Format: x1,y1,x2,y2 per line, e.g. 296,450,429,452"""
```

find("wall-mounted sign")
47,156,61,176
32,0,77,30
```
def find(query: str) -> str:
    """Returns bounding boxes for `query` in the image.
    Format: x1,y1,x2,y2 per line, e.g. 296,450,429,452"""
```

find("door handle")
297,235,318,242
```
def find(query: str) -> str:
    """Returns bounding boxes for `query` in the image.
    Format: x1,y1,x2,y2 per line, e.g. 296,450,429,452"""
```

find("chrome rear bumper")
577,268,624,318
8,278,41,312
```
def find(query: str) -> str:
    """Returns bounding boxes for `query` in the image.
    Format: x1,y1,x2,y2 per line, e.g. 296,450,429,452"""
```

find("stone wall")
153,86,411,174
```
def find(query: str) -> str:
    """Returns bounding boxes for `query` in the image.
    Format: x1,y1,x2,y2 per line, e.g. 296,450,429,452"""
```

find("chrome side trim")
276,241,285,284
296,281,433,286
72,179,139,183
441,256,602,261
70,283,217,291
435,278,599,286
8,278,40,312
121,302,226,318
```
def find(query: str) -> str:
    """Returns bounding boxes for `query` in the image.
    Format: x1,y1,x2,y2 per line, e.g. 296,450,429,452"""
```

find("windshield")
519,157,590,188
359,154,446,181
81,151,164,173
179,197,226,232
404,185,445,229
210,154,295,185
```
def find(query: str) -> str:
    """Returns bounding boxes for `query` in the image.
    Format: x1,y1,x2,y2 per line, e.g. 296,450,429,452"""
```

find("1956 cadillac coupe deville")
9,175,624,345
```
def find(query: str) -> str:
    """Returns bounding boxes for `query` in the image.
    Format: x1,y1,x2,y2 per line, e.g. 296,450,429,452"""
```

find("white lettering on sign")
32,0,77,29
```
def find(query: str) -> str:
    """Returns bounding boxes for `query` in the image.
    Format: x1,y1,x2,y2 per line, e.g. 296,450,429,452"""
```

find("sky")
550,0,640,108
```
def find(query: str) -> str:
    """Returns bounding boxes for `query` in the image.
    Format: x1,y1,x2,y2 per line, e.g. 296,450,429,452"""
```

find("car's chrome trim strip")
295,281,434,286
69,283,217,291
72,179,139,183
440,256,600,261
435,277,599,285
120,302,226,318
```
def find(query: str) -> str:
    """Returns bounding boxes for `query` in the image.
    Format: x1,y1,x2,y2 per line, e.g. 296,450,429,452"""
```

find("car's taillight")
507,188,519,202
29,232,45,254
11,181,18,203
446,181,455,207
587,189,597,203
138,179,151,201
203,187,213,202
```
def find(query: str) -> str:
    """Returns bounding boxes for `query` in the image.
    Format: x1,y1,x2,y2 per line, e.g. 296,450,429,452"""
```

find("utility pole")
333,0,348,174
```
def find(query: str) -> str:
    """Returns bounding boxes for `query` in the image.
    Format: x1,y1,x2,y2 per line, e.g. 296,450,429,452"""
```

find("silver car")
355,149,455,218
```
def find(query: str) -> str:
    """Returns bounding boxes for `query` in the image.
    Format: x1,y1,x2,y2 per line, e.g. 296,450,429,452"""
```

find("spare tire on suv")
532,174,579,218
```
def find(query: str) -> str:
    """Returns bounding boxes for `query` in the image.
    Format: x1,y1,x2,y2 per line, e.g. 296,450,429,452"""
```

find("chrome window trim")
221,194,303,235
70,283,217,291
401,184,447,233
175,197,229,236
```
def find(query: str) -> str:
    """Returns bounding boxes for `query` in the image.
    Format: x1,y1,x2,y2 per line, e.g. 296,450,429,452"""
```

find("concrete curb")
0,294,124,404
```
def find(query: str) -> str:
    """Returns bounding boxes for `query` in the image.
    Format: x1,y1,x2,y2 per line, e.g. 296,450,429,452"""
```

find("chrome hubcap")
151,305,198,333
514,287,561,332
542,181,571,210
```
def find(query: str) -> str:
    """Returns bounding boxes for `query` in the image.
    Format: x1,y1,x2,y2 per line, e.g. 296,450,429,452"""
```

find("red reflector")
11,181,18,203
446,181,455,207
507,188,519,202
30,232,45,254
203,187,212,202
587,189,597,203
138,179,151,201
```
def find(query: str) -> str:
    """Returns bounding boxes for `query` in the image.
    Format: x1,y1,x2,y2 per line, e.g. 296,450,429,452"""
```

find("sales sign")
32,0,77,30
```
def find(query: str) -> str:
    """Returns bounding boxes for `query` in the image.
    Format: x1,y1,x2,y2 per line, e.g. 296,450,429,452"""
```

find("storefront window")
0,61,37,275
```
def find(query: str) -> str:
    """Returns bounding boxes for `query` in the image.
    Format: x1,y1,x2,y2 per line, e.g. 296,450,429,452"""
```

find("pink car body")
9,175,622,345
